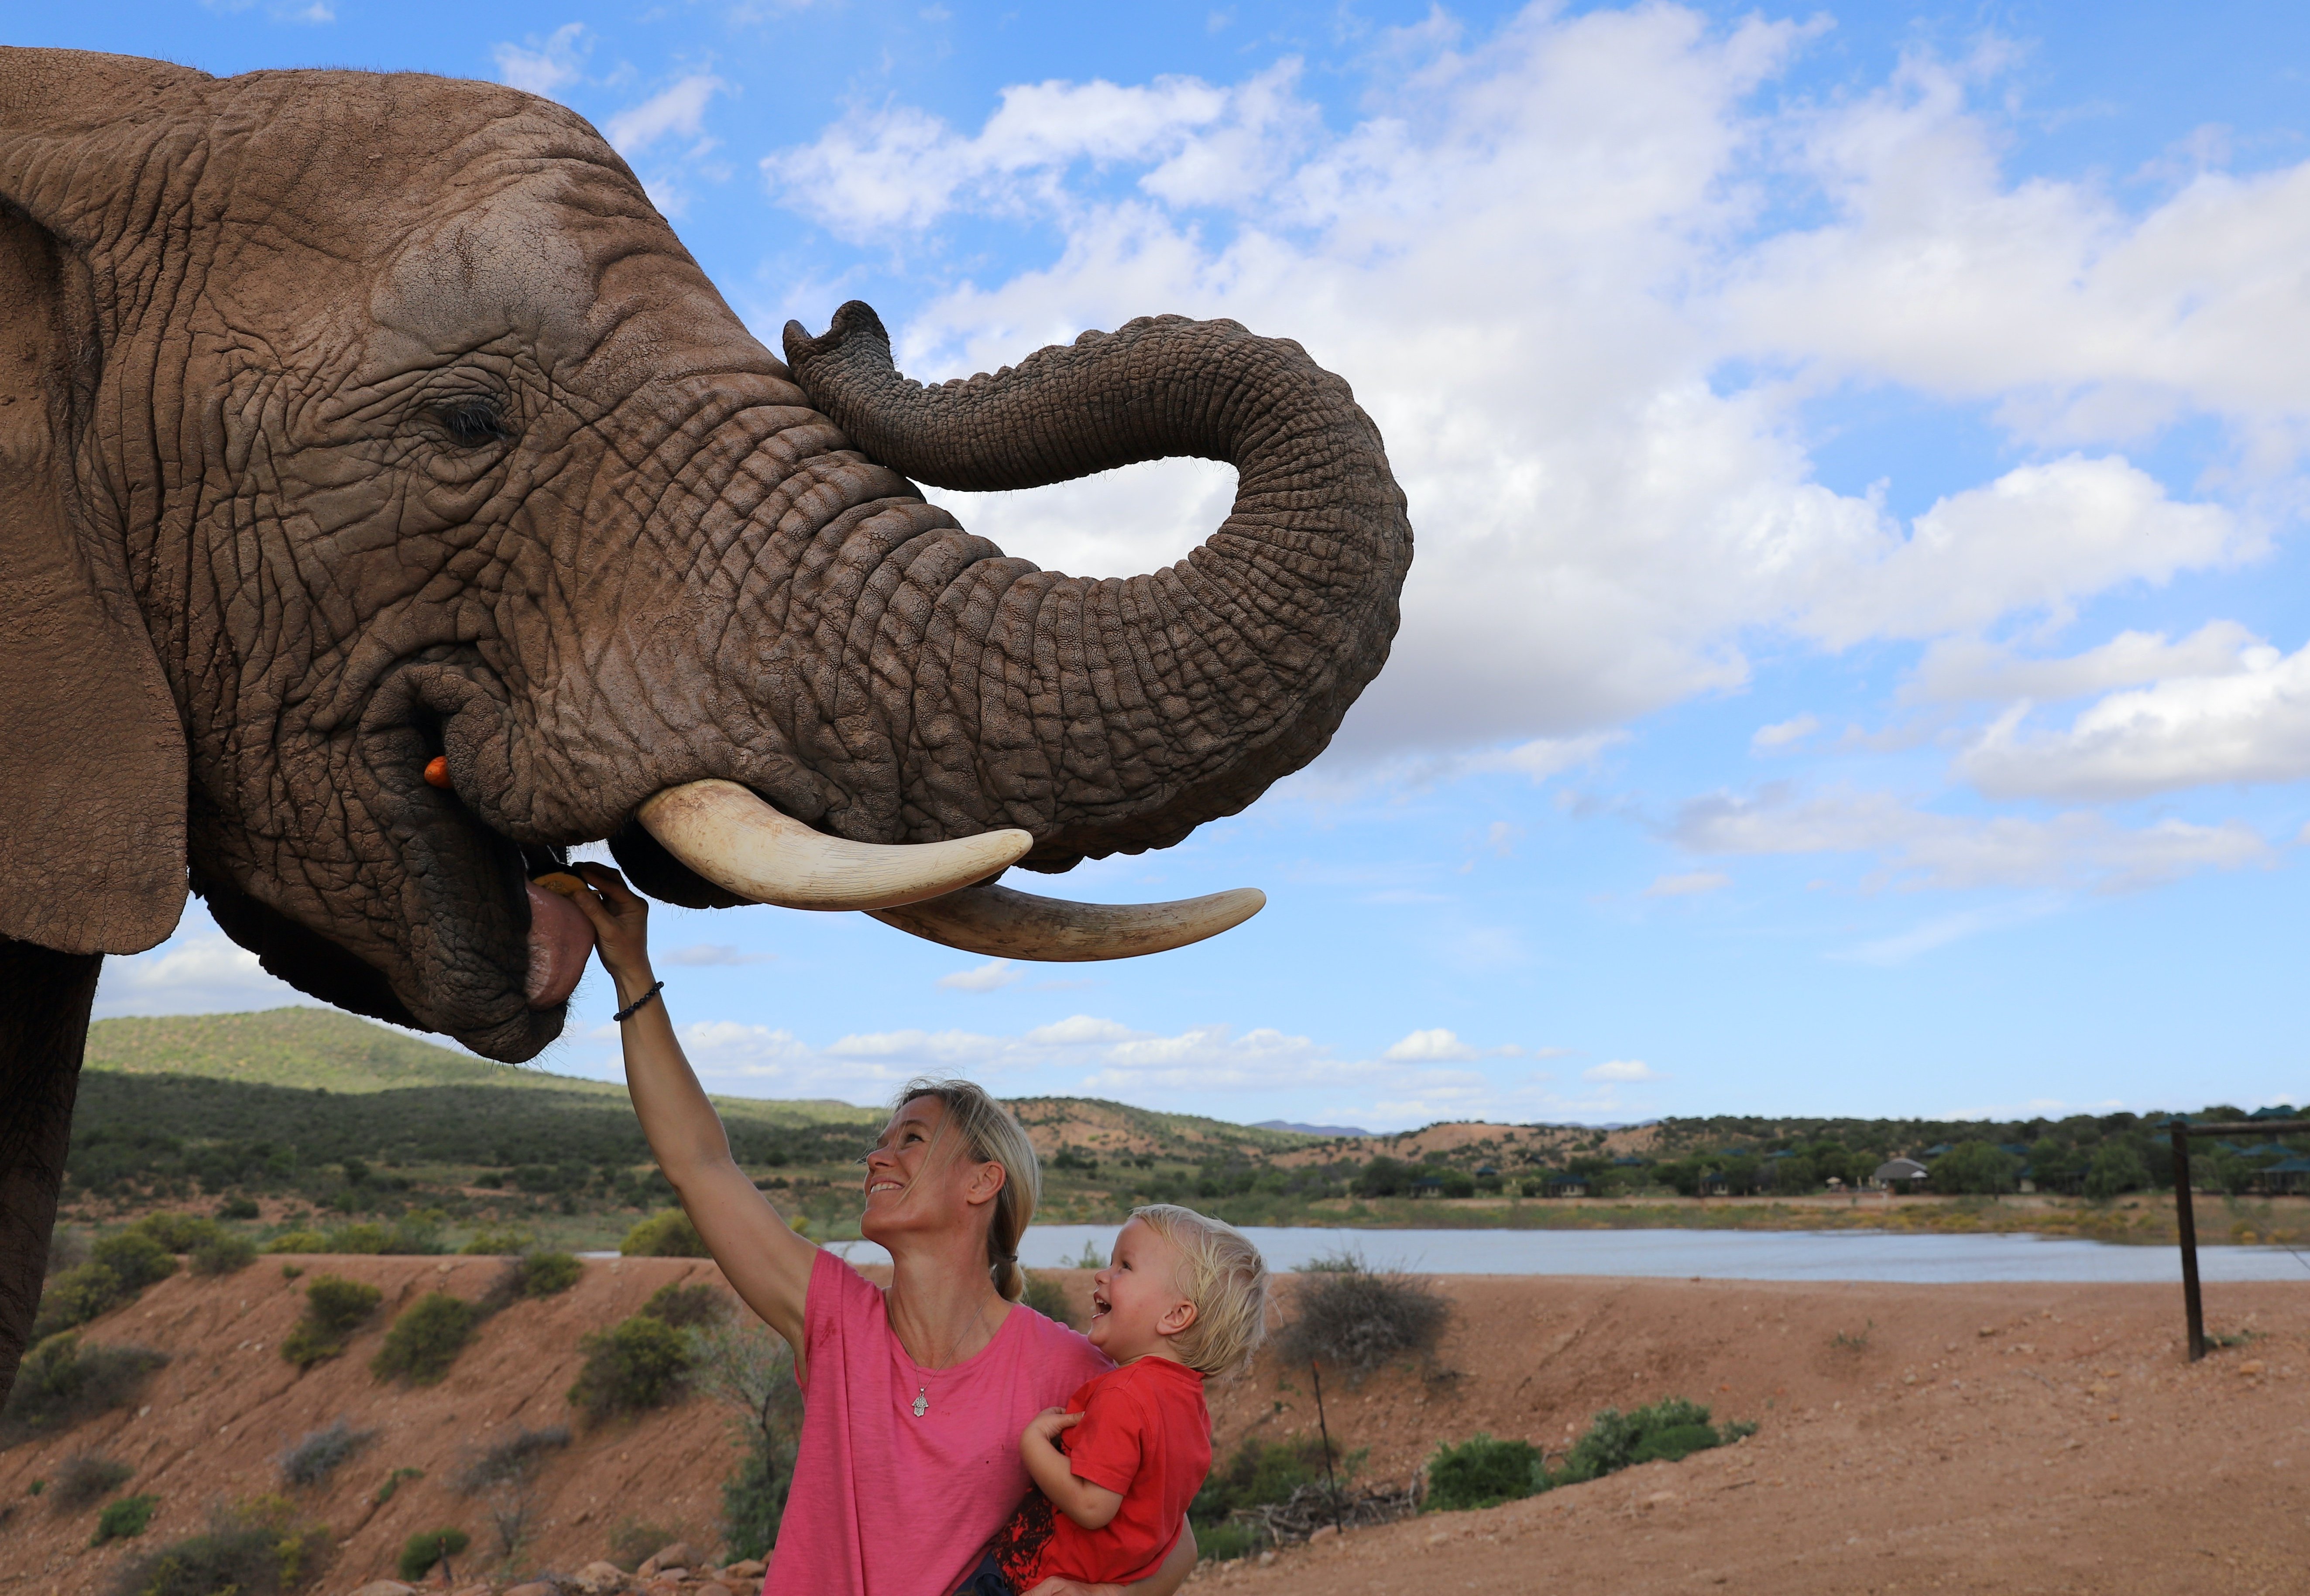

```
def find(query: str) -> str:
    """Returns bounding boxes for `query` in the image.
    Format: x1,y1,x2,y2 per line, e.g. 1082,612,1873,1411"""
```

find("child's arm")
1020,1408,1126,1530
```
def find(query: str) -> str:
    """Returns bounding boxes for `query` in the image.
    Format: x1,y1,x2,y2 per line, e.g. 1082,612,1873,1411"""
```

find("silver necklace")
909,1299,999,1418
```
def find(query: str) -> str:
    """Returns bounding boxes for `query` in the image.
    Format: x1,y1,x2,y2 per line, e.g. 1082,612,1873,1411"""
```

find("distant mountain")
1253,1119,1373,1138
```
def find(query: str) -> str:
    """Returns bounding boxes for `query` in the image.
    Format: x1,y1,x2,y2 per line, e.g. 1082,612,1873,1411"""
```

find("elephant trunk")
783,303,1413,869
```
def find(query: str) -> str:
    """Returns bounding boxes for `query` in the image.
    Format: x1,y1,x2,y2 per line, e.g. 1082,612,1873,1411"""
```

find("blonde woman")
566,865,1195,1596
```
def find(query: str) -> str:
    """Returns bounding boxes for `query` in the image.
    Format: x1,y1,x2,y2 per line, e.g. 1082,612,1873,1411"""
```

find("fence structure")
2168,1117,2310,1361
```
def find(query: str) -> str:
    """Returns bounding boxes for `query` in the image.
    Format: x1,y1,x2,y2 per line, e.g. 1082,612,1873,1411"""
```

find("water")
821,1225,2310,1284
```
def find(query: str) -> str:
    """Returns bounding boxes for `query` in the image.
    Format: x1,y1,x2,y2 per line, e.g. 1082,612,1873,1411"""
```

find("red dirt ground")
2,1259,2303,1595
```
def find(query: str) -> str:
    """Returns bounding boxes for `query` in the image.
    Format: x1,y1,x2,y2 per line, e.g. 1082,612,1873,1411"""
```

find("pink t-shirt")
768,1249,1111,1596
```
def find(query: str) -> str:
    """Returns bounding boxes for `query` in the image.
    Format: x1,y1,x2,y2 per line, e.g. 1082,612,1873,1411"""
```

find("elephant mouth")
522,880,594,1010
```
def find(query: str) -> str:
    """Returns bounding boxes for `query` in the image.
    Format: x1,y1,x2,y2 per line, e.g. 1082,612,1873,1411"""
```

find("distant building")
1870,1157,1930,1192
1547,1173,1592,1197
2262,1156,2310,1195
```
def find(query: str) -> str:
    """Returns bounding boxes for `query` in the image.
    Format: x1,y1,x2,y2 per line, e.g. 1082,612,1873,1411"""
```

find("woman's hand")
567,863,656,1002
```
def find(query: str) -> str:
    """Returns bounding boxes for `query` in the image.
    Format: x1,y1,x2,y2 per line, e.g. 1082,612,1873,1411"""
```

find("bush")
721,1432,792,1562
280,1276,382,1369
220,1197,262,1221
452,1425,570,1497
398,1527,470,1582
459,1226,538,1256
1274,1260,1450,1376
1353,1156,1411,1198
1557,1397,1753,1484
510,1250,583,1298
373,1467,424,1507
568,1315,693,1421
279,1421,377,1488
92,1492,158,1545
132,1213,223,1253
1187,1438,1343,1558
50,1452,134,1510
2085,1143,2149,1201
107,1497,329,1596
94,1232,180,1289
191,1234,258,1277
641,1283,728,1329
622,1210,708,1257
370,1292,483,1385
1424,1434,1545,1512
1,1334,169,1440
1020,1271,1078,1328
263,1231,330,1255
1929,1140,2019,1196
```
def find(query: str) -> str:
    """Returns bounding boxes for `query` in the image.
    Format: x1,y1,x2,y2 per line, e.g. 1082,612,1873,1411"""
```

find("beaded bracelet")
614,980,666,1023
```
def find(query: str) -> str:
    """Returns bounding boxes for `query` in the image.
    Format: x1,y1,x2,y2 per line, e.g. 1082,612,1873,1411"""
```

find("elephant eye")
433,398,510,449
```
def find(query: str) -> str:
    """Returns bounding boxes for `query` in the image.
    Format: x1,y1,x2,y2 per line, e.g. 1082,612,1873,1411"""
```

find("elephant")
0,47,1411,1403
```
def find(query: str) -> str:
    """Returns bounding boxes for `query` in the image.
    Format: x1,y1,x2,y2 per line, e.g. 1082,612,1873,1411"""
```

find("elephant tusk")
635,780,1033,912
868,882,1266,962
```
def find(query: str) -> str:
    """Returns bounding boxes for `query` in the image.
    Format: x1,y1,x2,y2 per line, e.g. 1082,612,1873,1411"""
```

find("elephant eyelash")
433,398,511,449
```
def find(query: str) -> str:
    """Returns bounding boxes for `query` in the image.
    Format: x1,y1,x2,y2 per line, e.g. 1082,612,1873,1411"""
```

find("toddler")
965,1206,1268,1594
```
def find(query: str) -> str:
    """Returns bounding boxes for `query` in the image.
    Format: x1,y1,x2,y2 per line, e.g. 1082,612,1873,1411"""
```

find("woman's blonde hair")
1131,1205,1269,1377
889,1077,1041,1301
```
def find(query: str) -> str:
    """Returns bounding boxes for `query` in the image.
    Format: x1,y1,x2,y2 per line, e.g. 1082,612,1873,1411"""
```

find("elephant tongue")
524,881,595,1009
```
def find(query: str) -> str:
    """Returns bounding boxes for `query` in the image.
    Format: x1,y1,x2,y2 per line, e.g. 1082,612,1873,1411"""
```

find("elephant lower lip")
523,882,595,1009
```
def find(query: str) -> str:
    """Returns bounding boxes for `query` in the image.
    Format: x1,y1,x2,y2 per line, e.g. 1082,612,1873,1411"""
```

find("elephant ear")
0,191,186,954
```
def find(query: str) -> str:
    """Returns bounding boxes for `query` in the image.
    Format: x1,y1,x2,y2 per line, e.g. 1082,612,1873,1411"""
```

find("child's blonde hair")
1132,1204,1269,1377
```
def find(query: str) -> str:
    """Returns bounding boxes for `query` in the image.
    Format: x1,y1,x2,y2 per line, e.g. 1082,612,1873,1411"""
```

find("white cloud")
92,934,318,1019
662,943,776,967
1907,622,2263,705
1583,1059,1661,1082
764,9,2279,757
494,24,590,99
1644,870,1730,897
937,959,1024,992
1957,636,2310,799
606,74,728,156
1835,897,2063,967
1384,1028,1478,1062
1671,785,2275,893
1751,714,1818,751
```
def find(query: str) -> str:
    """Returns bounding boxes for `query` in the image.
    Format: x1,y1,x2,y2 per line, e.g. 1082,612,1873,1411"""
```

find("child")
965,1206,1268,1594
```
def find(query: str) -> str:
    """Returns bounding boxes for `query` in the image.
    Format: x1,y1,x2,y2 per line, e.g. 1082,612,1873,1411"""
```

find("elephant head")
0,47,1411,1071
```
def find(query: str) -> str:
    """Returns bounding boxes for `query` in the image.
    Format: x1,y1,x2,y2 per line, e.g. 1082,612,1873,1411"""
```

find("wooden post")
1309,1359,1345,1534
2172,1123,2204,1363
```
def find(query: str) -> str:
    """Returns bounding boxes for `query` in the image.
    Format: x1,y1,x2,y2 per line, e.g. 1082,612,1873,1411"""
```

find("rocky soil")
2,1258,2302,1595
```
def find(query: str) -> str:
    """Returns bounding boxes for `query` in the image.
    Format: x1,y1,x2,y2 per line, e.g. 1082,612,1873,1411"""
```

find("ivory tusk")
869,882,1266,962
636,780,1033,911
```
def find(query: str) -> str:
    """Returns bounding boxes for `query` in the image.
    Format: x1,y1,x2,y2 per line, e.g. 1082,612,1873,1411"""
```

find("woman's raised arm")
566,864,817,1357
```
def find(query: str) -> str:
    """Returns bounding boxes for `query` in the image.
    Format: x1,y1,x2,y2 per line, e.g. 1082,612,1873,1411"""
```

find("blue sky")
58,2,2310,1128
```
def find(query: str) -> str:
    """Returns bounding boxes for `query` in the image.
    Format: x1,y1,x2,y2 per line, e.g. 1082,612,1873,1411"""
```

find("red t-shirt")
989,1356,1211,1588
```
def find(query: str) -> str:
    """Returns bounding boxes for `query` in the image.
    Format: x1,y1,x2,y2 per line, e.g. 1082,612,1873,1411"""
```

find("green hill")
83,1009,880,1128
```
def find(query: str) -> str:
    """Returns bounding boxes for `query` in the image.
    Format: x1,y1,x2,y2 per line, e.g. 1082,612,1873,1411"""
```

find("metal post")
1308,1359,1345,1534
2172,1124,2204,1362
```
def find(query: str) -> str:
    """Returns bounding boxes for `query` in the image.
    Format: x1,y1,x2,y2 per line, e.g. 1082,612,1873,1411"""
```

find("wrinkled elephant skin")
0,48,1412,1402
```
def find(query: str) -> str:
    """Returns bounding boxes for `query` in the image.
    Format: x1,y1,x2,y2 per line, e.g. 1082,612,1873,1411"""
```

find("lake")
823,1225,2310,1284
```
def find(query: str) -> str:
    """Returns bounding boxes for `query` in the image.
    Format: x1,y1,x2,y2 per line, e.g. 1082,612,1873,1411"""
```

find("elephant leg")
0,935,100,1406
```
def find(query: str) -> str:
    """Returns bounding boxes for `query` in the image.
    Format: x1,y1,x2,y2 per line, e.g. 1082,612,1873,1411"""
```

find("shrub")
93,1232,179,1289
452,1425,570,1497
1929,1140,2019,1196
2085,1143,2150,1200
1274,1260,1449,1376
622,1210,708,1257
608,1518,681,1572
1187,1438,1343,1559
280,1277,382,1369
132,1214,223,1253
29,1264,128,1340
1557,1397,1753,1484
92,1492,158,1545
640,1283,728,1329
263,1231,330,1255
398,1527,470,1582
459,1226,537,1256
279,1421,378,1488
191,1234,258,1277
1,1334,169,1440
51,1453,134,1510
511,1250,583,1298
320,1223,391,1255
721,1432,792,1561
568,1315,693,1421
107,1497,329,1596
687,1317,803,1559
220,1197,262,1221
1353,1156,1411,1198
1020,1271,1078,1328
374,1467,424,1506
370,1292,483,1385
1424,1434,1545,1512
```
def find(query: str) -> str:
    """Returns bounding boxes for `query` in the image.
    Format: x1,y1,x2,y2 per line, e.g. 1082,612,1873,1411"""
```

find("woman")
565,865,1197,1596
